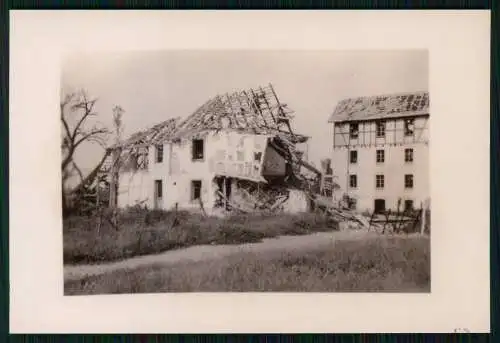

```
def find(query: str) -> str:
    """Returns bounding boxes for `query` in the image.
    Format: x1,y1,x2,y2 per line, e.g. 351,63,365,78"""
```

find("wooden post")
95,172,103,234
199,197,207,217
170,202,179,229
96,175,100,208
382,209,391,234
395,198,401,233
368,210,375,232
109,148,119,208
420,201,426,234
96,209,102,235
223,177,227,211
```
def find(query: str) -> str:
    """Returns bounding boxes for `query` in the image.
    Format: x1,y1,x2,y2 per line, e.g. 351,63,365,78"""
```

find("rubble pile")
224,180,291,213
102,83,370,229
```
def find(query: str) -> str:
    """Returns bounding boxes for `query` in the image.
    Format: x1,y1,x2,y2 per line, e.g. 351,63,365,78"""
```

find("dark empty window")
155,180,163,198
323,190,331,198
155,144,164,163
405,174,414,189
404,200,414,211
376,149,385,163
192,139,204,160
349,174,357,188
405,148,414,162
376,174,385,189
376,121,386,137
349,123,359,139
350,150,358,164
374,199,386,213
191,180,202,200
133,148,149,171
254,151,263,161
404,119,415,136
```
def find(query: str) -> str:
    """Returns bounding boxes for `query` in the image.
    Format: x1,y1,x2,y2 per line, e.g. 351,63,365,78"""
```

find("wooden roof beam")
249,88,271,128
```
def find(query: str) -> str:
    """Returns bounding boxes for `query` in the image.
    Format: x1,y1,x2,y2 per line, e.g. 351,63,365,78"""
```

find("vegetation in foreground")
63,207,338,265
65,235,430,294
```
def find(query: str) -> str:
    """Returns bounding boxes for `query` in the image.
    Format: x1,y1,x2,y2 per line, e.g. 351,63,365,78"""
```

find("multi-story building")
328,91,430,213
107,84,320,215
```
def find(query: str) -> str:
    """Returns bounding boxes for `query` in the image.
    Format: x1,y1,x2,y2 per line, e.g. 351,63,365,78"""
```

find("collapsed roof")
328,91,430,123
104,84,321,185
170,84,308,144
111,117,180,150
113,83,308,151
96,84,359,224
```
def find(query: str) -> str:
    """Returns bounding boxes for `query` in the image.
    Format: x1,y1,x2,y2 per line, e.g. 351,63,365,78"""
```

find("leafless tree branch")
61,90,112,212
73,129,109,150
71,97,99,141
60,90,110,171
60,93,75,147
72,160,85,184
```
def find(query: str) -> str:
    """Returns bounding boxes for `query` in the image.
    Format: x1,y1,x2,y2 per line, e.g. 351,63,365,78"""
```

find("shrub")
63,209,339,265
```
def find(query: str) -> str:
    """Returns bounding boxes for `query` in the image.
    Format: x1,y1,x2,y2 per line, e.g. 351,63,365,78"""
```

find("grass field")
63,208,339,265
65,235,430,294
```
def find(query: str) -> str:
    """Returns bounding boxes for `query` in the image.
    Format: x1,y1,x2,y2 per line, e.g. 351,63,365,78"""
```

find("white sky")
62,50,428,173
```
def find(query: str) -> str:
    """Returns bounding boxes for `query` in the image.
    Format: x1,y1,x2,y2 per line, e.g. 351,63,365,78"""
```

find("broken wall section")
117,130,282,213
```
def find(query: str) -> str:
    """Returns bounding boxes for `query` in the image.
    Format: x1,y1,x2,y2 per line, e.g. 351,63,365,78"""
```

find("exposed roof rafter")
329,91,430,123
111,84,309,155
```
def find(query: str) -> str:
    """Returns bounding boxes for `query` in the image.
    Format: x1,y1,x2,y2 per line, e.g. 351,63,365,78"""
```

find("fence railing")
368,201,430,234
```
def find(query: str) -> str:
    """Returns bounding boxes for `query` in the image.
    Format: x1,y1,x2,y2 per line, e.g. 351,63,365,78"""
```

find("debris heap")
102,83,370,229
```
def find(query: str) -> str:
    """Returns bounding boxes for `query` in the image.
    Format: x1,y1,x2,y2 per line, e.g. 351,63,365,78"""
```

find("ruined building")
328,91,430,213
107,84,324,215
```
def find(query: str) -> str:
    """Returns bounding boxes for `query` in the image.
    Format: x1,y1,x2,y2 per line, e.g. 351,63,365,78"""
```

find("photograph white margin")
9,9,491,333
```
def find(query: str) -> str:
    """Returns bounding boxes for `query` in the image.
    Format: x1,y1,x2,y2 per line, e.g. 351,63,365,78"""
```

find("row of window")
349,174,414,189
154,139,205,163
154,179,202,201
349,119,415,139
373,199,414,212
349,198,415,212
349,148,414,164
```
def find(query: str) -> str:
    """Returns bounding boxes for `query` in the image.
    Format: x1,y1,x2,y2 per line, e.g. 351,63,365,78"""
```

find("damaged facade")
328,91,430,213
108,84,324,215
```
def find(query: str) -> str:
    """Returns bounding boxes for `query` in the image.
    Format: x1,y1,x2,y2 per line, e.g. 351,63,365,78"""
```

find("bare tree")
112,105,125,143
61,90,110,212
108,105,125,209
61,91,109,170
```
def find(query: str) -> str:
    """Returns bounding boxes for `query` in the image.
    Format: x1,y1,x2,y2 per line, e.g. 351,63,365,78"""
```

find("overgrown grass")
63,208,338,265
65,235,430,294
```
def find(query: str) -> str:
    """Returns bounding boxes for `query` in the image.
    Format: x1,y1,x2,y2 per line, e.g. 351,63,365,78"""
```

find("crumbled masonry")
79,83,369,229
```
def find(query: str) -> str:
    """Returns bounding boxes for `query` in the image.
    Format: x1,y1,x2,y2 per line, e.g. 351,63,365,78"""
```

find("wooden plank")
217,190,248,213
260,85,277,124
270,195,289,211
249,88,270,128
234,92,252,128
224,93,240,128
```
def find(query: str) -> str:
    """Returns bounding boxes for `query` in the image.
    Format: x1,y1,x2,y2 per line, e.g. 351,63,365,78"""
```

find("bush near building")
63,207,339,265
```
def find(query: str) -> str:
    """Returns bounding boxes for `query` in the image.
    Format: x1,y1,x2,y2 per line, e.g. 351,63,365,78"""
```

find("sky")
61,50,428,175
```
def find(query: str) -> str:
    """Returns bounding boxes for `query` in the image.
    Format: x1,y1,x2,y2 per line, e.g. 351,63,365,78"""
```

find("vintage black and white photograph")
61,50,430,294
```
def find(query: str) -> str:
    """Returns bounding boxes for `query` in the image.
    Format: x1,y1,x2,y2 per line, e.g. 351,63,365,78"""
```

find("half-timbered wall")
333,116,429,148
331,115,429,212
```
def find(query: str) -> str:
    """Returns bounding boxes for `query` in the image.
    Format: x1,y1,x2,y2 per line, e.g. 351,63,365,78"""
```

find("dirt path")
64,229,377,282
